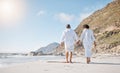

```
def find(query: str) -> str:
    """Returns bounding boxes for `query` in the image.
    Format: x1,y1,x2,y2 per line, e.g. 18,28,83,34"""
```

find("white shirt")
80,29,95,44
61,28,78,47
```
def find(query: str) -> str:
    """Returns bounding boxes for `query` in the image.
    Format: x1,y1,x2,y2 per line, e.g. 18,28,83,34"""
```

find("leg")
65,51,69,63
70,52,72,63
86,57,91,64
86,57,89,64
88,57,91,63
83,43,92,64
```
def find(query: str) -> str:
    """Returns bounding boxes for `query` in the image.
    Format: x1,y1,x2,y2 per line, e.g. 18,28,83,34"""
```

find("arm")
94,41,96,47
76,30,85,45
73,31,81,45
91,30,96,47
91,30,95,41
73,31,78,42
80,30,85,42
60,31,65,46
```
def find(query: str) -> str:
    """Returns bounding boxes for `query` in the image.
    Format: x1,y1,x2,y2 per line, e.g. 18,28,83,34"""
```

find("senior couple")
60,24,96,64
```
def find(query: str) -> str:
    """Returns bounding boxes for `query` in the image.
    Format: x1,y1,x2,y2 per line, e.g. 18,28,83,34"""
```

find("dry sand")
0,54,120,73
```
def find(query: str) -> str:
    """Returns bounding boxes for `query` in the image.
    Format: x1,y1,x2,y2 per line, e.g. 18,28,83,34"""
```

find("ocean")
0,55,65,68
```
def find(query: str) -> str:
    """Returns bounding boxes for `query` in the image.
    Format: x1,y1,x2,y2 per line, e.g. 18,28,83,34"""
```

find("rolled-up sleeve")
80,30,85,42
61,32,65,43
91,30,95,42
73,31,78,41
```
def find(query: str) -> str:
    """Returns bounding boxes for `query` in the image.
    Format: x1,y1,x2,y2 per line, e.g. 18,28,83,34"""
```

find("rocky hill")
54,0,120,55
36,42,59,54
29,0,120,56
76,0,120,54
29,42,59,56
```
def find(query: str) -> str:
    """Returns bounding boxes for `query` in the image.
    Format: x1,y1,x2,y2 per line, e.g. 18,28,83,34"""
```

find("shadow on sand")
90,62,120,65
47,61,120,65
47,61,81,64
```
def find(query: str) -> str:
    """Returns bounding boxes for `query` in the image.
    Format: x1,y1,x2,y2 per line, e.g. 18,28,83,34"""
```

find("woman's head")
66,24,71,29
83,24,89,29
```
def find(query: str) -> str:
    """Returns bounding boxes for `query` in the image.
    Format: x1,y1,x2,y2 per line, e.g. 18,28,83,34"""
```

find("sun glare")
0,0,26,28
2,2,14,13
1,1,14,18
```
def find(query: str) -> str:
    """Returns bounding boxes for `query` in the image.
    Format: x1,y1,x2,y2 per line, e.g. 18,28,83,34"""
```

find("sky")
0,0,112,53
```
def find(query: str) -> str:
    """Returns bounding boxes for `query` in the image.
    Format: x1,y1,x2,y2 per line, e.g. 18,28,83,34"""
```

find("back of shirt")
80,29,95,44
61,29,78,46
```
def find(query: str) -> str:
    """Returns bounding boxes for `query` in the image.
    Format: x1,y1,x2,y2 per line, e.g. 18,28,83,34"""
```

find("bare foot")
66,61,69,63
87,61,89,64
70,60,73,63
87,60,91,64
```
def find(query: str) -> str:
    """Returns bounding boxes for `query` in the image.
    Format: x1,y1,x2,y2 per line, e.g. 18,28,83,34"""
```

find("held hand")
76,40,80,45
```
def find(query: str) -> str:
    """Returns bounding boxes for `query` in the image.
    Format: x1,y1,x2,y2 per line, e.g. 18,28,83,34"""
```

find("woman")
77,24,96,64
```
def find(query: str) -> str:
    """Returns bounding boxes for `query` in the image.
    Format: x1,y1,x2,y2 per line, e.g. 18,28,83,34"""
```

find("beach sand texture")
0,55,120,73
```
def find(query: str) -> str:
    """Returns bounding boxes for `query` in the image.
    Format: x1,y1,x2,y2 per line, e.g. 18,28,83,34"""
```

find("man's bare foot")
66,61,69,63
87,61,89,64
70,60,72,63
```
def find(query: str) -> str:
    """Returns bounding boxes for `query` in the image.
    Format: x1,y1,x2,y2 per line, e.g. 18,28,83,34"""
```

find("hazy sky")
0,0,112,53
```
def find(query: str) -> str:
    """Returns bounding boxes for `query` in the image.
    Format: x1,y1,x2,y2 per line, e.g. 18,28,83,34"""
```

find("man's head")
66,24,71,29
83,24,89,29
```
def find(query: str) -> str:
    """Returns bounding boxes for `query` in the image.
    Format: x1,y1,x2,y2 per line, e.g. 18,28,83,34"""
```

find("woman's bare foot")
87,59,91,64
86,57,91,64
87,60,89,64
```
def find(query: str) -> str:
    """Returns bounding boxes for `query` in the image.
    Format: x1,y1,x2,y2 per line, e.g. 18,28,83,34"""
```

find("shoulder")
88,29,94,33
69,29,73,31
70,29,76,33
63,29,68,32
88,29,92,32
82,29,86,33
63,29,69,34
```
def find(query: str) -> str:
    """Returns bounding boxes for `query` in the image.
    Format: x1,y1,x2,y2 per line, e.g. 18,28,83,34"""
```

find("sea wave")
0,55,65,68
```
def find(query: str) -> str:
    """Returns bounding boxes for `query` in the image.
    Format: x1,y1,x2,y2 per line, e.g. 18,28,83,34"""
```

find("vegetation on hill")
75,0,120,54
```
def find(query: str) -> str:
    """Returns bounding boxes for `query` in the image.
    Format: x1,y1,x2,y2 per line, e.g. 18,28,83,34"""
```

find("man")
61,24,78,63
77,24,96,64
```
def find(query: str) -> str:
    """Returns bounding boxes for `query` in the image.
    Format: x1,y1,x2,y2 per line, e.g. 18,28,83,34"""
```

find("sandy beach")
0,0,120,73
0,54,120,73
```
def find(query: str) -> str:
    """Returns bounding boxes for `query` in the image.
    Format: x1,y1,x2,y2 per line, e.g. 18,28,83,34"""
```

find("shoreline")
0,54,120,68
0,54,120,73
